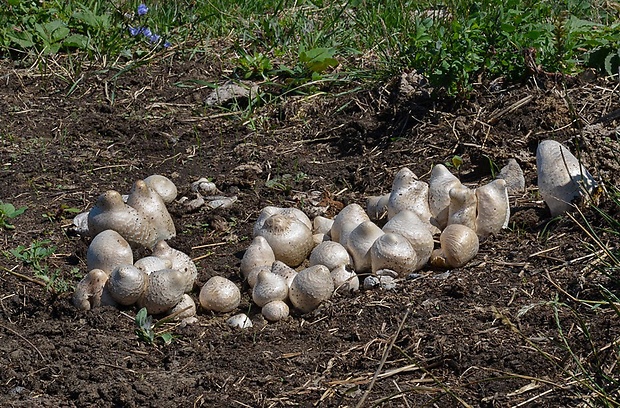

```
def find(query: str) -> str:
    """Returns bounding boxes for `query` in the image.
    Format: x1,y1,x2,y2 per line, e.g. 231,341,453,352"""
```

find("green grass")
1,0,619,95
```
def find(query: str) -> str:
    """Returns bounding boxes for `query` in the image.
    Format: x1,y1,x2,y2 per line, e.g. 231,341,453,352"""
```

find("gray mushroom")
345,220,384,273
126,179,176,245
72,269,116,310
151,240,197,293
255,213,313,267
106,265,148,306
144,174,178,204
199,276,241,313
289,265,334,313
87,229,134,276
430,224,479,268
261,300,290,322
138,269,187,315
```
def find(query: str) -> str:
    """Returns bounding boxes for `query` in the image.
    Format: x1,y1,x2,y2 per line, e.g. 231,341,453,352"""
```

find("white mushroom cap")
168,294,197,321
255,213,313,267
144,174,178,204
107,265,148,306
134,256,171,275
476,178,510,237
345,220,384,273
312,216,334,236
72,269,115,310
330,203,369,245
199,276,241,313
382,210,434,270
330,265,359,293
428,164,461,229
126,179,176,245
366,193,390,221
252,270,289,308
261,300,290,322
289,265,334,313
430,224,479,268
240,236,276,280
309,241,352,271
387,168,433,228
151,240,197,293
87,229,134,276
246,265,271,288
227,313,253,329
138,269,187,315
370,233,418,277
270,261,297,288
253,206,312,236
447,184,477,230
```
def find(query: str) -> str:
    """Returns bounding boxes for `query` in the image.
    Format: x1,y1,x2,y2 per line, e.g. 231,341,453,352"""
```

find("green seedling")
135,307,174,346
0,202,27,230
7,239,56,271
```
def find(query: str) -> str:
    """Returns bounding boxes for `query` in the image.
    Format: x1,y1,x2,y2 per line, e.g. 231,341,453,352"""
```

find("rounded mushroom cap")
345,220,384,273
475,178,510,237
309,241,352,271
447,184,477,230
387,168,433,224
431,224,479,268
134,256,171,275
366,193,390,221
126,179,176,245
382,210,434,270
261,300,290,322
252,270,289,307
331,265,359,293
330,203,369,245
168,294,197,321
256,213,313,267
199,276,241,313
144,174,178,204
87,229,134,275
270,261,297,288
107,265,148,306
227,313,253,329
72,269,110,310
151,241,197,293
312,216,334,236
246,265,271,288
289,265,334,313
428,164,461,229
240,235,276,279
253,206,312,236
139,269,187,315
370,233,418,276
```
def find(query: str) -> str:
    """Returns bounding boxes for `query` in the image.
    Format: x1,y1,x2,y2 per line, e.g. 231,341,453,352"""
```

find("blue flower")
163,41,171,48
128,26,141,36
142,27,152,37
137,4,148,16
149,33,161,43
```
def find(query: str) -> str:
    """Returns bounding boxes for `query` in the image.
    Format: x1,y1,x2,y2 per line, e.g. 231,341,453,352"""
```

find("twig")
191,242,228,250
0,324,45,360
2,266,47,288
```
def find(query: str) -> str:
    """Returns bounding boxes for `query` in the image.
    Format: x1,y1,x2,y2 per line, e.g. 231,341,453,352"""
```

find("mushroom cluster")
72,175,201,323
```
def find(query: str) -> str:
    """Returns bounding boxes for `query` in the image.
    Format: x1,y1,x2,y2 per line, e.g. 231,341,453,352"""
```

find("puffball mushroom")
428,164,461,230
199,276,241,313
168,294,197,323
289,265,334,313
151,240,198,293
312,216,334,236
255,213,313,267
87,230,134,275
253,206,312,236
106,265,148,306
261,300,290,322
430,224,479,269
370,233,418,276
143,174,178,204
227,313,253,329
536,139,598,216
88,190,157,248
252,270,289,308
240,236,276,281
447,184,477,230
138,269,187,315
246,265,271,288
309,241,352,271
126,179,176,245
73,269,115,310
271,261,297,288
345,220,384,273
366,193,390,221
382,210,434,270
330,203,370,245
331,265,359,293
386,168,434,227
475,179,510,237
134,256,172,275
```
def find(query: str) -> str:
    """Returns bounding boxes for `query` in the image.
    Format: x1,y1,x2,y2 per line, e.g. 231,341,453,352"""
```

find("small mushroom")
366,193,390,221
72,269,115,310
331,265,359,293
199,276,241,313
227,313,253,329
106,265,148,306
271,261,297,288
126,179,176,245
253,206,312,236
309,241,352,271
255,213,313,267
430,224,479,268
252,270,289,308
134,256,171,275
497,159,525,195
536,139,598,216
88,190,157,248
168,294,197,322
191,177,221,195
345,220,384,273
386,168,434,229
261,300,290,322
246,265,272,288
330,203,370,245
382,210,434,270
151,240,197,293
312,215,334,236
289,265,334,313
447,184,477,230
240,236,276,281
87,229,134,276
144,174,178,204
138,269,187,315
476,179,510,237
428,164,461,230
370,233,418,276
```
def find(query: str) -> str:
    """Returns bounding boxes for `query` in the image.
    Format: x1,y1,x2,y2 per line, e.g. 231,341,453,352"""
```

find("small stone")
497,158,525,195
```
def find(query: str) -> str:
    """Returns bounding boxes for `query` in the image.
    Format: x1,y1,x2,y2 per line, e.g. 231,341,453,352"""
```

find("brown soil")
1,59,619,407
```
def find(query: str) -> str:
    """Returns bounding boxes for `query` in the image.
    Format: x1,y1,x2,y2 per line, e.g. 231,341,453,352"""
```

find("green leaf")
159,332,174,345
299,47,339,73
63,34,89,49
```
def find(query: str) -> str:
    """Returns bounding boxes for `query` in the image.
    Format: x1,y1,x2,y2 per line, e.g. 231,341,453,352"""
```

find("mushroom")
370,233,418,276
271,261,297,288
497,159,525,195
475,179,510,237
134,256,171,275
88,190,157,248
87,229,134,276
382,210,434,270
126,179,176,245
240,236,276,281
151,240,197,293
309,241,352,271
330,203,370,245
227,313,253,329
191,177,220,195
252,270,289,308
312,215,334,236
138,269,187,315
366,193,390,221
261,300,290,322
289,265,334,313
246,265,271,288
430,224,479,268
106,265,148,306
255,213,313,267
428,164,461,230
447,184,477,230
331,265,359,293
199,276,241,313
253,206,312,236
536,139,598,216
386,168,434,230
72,269,116,310
144,174,178,204
345,220,384,273
168,294,197,324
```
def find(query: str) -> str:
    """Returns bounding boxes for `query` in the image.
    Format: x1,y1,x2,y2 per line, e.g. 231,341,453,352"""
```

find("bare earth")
1,59,619,407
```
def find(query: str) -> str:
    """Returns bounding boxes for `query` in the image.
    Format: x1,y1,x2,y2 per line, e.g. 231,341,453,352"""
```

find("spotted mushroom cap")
289,265,334,314
199,276,241,313
106,265,148,306
126,179,176,246
138,268,187,315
